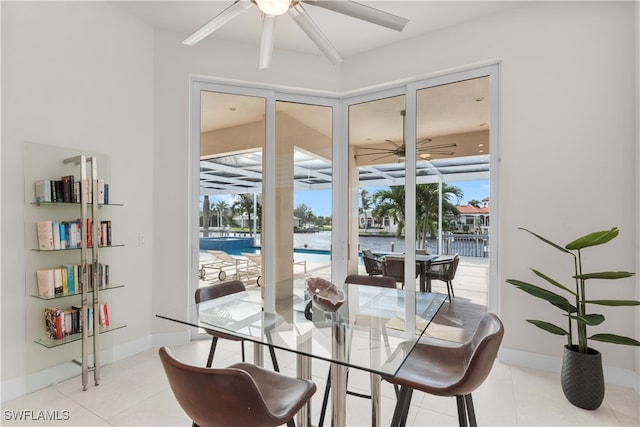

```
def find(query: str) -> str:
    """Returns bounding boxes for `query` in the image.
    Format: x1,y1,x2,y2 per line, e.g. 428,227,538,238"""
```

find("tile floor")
2,338,638,427
3,258,638,426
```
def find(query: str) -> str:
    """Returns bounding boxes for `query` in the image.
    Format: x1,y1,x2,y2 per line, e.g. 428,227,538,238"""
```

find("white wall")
340,1,639,379
1,1,154,399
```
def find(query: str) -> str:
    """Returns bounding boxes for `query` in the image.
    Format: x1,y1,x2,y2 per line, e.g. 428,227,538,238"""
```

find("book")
36,269,55,298
52,221,61,250
36,220,54,250
44,307,62,340
53,268,63,296
60,176,72,203
34,179,51,203
99,302,110,327
97,179,105,204
63,264,75,294
59,222,68,249
104,183,109,204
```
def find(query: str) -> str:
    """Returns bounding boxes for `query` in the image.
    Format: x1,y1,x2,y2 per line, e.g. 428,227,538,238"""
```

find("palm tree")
213,199,229,228
360,189,372,231
416,183,462,249
468,199,482,208
231,193,258,229
372,183,462,246
372,186,406,237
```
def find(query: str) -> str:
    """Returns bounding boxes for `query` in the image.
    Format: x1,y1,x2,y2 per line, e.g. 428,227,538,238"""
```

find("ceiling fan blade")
288,4,342,64
259,14,277,69
418,143,457,151
182,1,253,46
385,139,401,148
417,137,433,145
302,0,409,32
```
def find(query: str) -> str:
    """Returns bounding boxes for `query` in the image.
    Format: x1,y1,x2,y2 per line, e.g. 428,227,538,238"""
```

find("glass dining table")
156,281,447,427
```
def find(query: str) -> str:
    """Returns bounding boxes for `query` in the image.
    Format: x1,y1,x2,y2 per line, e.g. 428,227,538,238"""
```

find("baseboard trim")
499,347,639,393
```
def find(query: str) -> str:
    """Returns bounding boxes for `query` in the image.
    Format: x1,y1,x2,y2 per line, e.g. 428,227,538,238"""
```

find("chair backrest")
362,249,383,275
382,256,420,283
444,254,460,281
207,250,236,263
344,274,396,288
243,252,262,267
159,347,275,427
457,312,504,395
195,280,246,304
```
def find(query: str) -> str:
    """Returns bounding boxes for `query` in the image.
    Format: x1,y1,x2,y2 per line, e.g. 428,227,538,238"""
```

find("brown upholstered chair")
425,254,460,301
384,313,504,427
362,249,383,276
344,274,397,288
159,346,316,427
195,281,280,371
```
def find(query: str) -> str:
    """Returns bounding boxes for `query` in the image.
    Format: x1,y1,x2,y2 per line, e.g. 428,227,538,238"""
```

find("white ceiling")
112,1,525,61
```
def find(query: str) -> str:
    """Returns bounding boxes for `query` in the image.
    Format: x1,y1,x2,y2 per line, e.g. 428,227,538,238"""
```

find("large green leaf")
574,271,635,280
527,320,568,336
565,227,618,250
550,299,577,313
589,333,640,346
506,279,569,306
519,227,572,254
576,313,605,326
586,299,640,306
531,268,575,294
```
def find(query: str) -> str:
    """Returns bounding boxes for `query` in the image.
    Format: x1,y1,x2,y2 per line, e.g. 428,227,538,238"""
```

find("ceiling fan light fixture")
256,0,291,16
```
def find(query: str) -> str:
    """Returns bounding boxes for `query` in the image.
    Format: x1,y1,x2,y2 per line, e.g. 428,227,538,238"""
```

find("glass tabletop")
156,283,447,377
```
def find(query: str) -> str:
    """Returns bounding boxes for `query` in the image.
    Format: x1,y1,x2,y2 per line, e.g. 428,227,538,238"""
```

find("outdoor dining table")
382,253,451,292
156,282,447,427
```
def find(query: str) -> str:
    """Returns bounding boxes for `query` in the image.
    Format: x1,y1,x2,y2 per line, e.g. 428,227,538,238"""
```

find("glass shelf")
31,201,123,207
32,284,124,300
32,244,124,252
34,322,127,348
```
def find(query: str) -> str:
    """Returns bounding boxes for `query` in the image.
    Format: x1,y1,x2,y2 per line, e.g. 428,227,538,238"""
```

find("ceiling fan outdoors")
355,110,457,163
182,0,409,69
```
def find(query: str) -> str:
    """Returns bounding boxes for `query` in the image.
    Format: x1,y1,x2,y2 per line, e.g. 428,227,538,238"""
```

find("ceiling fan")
355,110,457,163
182,0,409,69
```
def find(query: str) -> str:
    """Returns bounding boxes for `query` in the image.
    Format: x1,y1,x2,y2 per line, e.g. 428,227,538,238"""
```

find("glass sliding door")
415,77,490,256
198,91,266,288
273,100,332,310
348,95,409,282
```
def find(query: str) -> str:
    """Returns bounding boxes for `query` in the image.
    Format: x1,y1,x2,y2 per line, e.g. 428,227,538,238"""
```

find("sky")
204,180,489,218
294,179,490,217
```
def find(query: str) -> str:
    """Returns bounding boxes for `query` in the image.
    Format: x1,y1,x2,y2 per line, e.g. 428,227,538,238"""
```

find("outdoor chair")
195,281,280,371
159,346,316,427
362,249,383,276
425,254,460,301
384,313,504,427
382,256,420,289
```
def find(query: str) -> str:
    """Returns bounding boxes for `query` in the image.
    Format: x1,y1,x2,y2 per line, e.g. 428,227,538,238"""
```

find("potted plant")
506,227,639,410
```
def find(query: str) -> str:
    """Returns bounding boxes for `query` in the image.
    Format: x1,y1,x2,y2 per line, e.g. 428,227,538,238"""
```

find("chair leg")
268,346,280,372
318,368,331,427
446,281,452,302
455,395,468,427
390,386,413,427
465,394,477,427
206,337,218,368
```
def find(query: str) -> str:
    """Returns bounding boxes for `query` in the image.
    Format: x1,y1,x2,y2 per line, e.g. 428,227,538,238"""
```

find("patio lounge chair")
199,250,245,282
241,252,308,287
